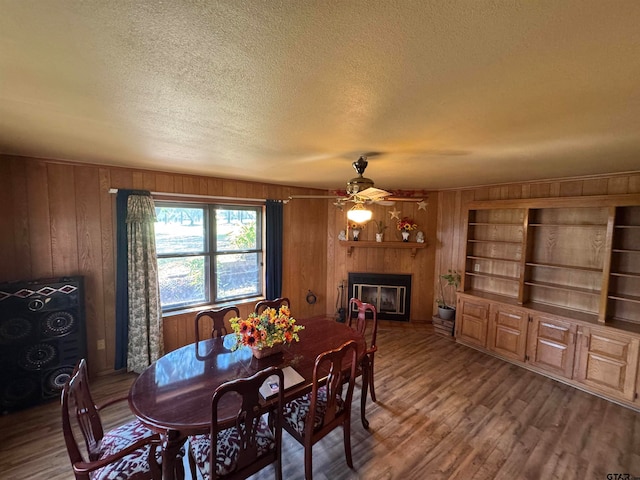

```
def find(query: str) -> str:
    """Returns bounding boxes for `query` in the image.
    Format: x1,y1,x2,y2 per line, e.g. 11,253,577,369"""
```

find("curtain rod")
107,188,289,203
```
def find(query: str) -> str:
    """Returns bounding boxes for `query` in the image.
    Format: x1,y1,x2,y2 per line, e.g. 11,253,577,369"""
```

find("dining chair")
61,358,164,480
195,306,240,342
188,366,285,480
282,340,359,480
254,297,290,314
349,298,378,404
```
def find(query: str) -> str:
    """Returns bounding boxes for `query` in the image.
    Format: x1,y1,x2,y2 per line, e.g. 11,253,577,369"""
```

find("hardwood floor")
2,322,639,479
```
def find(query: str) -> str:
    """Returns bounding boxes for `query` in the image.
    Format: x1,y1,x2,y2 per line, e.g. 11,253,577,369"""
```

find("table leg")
162,429,186,480
360,356,370,430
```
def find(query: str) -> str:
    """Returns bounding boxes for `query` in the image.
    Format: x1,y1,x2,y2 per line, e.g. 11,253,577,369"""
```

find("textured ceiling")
1,1,639,190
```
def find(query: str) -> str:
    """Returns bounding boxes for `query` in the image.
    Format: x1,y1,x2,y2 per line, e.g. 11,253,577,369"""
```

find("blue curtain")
265,200,283,300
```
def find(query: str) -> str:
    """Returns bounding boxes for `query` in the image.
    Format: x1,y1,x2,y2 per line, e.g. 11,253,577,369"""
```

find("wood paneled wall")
2,153,637,375
434,172,640,314
0,156,328,376
325,198,438,322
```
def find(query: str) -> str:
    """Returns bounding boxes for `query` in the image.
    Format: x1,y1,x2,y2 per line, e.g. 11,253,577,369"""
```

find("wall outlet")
97,339,106,350
474,264,480,272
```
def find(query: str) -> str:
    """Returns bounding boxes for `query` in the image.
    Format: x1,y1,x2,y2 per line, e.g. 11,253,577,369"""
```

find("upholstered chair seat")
189,416,276,479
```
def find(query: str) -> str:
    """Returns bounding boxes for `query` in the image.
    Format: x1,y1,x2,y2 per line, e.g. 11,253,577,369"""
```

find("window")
155,202,263,311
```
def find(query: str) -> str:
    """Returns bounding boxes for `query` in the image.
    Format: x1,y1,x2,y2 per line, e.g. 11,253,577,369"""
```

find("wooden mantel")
339,240,427,258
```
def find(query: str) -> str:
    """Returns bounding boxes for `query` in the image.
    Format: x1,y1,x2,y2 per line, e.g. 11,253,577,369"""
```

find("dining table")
128,315,368,480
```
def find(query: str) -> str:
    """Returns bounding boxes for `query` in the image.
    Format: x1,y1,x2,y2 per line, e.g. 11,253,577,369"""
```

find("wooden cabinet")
574,326,639,401
455,294,640,409
487,304,528,362
455,295,490,348
526,313,577,379
458,195,640,410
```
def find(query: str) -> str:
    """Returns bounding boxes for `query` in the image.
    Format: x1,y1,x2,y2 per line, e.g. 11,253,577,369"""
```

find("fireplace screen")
357,285,405,315
348,273,411,321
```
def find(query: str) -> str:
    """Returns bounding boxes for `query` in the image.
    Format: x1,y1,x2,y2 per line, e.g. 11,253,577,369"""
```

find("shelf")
615,225,640,229
465,271,519,282
529,223,607,228
610,272,640,279
467,255,521,264
612,249,640,254
526,262,602,273
608,293,640,304
524,281,600,296
339,240,426,258
468,222,522,226
467,239,523,245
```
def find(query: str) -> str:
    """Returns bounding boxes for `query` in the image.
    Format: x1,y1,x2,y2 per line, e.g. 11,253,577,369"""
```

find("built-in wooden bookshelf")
462,194,640,332
608,206,640,326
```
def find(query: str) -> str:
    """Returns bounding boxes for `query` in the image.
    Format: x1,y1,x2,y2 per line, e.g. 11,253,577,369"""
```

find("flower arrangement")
396,217,418,231
229,305,304,351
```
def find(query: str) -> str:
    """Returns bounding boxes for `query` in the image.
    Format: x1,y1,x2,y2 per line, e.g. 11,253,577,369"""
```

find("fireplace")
348,273,411,322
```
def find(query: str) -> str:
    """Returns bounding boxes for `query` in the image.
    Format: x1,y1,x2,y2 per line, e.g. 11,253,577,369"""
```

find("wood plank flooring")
1,322,639,479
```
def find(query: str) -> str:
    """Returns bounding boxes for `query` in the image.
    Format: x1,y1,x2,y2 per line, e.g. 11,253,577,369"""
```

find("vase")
251,343,284,359
401,230,410,242
375,233,383,242
352,228,361,241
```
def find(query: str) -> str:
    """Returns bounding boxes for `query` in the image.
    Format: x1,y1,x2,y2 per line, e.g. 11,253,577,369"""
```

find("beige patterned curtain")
126,193,163,373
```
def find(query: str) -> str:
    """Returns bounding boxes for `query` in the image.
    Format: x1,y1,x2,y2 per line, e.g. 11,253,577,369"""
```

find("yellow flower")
397,217,418,231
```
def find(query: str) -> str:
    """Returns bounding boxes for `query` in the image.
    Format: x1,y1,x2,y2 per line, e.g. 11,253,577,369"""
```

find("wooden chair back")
61,359,163,480
210,367,284,480
281,340,358,479
254,297,290,315
195,306,240,342
348,298,378,356
307,340,358,440
61,359,105,466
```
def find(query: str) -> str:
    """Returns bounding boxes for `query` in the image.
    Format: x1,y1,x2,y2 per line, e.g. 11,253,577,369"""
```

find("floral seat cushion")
90,419,160,480
283,385,345,436
189,417,276,479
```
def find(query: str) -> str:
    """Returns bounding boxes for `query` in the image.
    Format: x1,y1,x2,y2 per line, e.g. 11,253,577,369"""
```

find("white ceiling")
1,1,639,191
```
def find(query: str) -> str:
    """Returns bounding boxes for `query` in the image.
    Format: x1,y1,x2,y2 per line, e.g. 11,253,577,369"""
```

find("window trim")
155,201,264,312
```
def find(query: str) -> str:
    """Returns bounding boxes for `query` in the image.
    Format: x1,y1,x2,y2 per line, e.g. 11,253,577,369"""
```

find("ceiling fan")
288,154,425,207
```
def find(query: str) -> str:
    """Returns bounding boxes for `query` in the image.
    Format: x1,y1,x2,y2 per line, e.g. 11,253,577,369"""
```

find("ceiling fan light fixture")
346,203,373,224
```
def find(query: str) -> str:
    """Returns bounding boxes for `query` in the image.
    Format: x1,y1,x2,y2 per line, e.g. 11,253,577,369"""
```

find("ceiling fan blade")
356,187,392,201
288,195,347,199
385,196,425,202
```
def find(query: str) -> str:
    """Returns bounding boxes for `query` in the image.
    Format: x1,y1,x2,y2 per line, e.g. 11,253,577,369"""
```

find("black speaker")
0,276,86,414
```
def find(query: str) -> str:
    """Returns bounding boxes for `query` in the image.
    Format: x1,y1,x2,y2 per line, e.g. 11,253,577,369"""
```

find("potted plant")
373,220,387,242
437,269,461,320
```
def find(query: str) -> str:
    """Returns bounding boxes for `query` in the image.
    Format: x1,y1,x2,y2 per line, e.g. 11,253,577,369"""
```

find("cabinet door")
526,314,577,379
574,326,639,401
455,296,489,348
487,305,528,361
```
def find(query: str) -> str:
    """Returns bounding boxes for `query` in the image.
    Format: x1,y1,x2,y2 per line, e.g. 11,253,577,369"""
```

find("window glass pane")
157,256,208,308
155,206,205,254
216,208,257,252
216,253,261,300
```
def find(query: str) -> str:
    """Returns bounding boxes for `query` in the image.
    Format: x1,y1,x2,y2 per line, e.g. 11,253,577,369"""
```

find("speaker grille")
0,276,85,413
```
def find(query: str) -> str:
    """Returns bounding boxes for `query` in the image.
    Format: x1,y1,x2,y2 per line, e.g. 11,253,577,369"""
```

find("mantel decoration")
230,305,304,359
373,219,388,242
397,216,418,241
